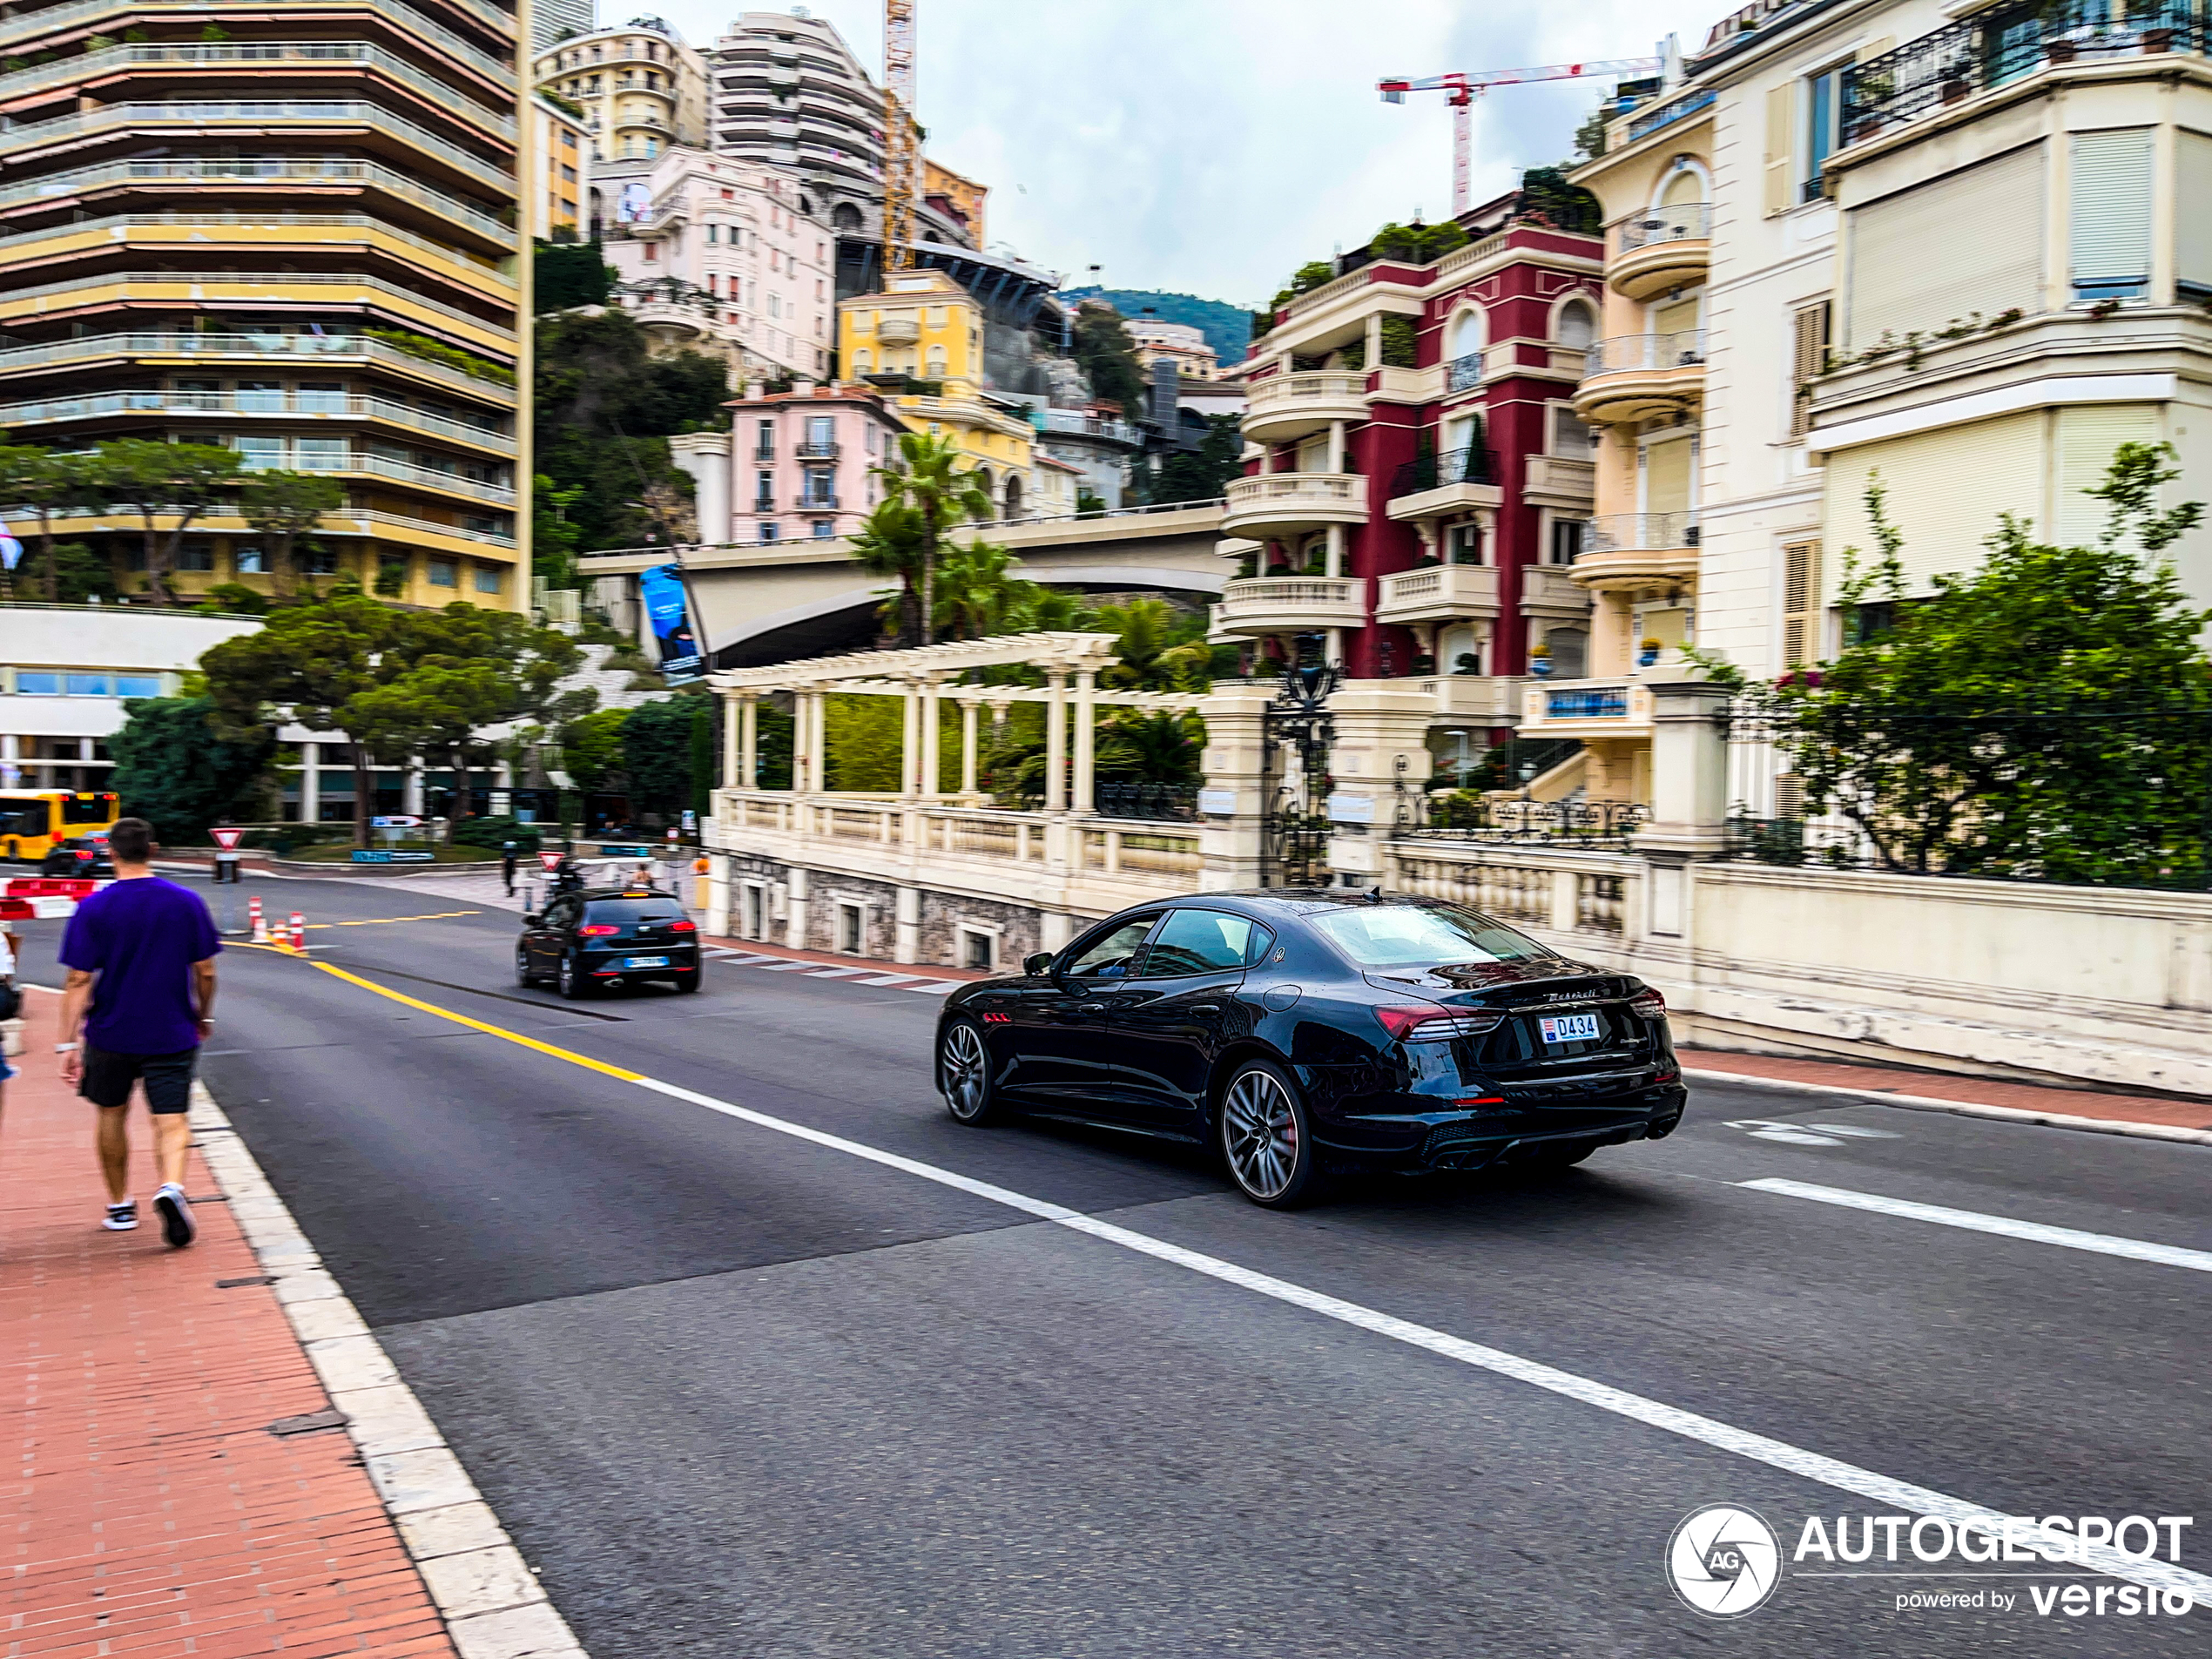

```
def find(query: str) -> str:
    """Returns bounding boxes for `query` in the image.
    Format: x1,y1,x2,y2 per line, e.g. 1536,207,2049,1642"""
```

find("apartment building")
1126,317,1223,381
600,145,834,381
0,0,528,609
671,381,907,546
1217,188,1604,757
531,94,592,241
533,14,708,164
1554,0,2212,812
838,271,1040,521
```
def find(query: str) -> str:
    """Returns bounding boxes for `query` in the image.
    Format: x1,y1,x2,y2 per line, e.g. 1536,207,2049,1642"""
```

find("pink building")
673,381,908,545
600,145,835,381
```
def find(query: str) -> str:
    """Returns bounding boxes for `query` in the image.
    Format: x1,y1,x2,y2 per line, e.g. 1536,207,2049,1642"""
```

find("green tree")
874,431,991,647
1720,443,2211,886
238,469,343,599
1095,709,1205,786
1154,413,1243,504
1572,98,1610,162
560,705,630,791
622,694,710,818
200,583,409,846
849,497,926,644
933,538,1033,640
533,472,585,592
0,446,96,601
1072,301,1148,415
94,439,241,605
1096,597,1215,691
1369,219,1469,263
109,696,275,843
535,239,616,312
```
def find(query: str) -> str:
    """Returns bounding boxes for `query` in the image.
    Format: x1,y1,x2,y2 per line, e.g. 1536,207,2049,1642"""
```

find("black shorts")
80,1046,198,1114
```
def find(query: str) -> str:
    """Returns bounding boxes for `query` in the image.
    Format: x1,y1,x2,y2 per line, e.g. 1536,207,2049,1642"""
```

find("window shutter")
2181,133,2212,296
2054,404,2161,545
1764,84,1795,218
1781,539,1822,664
2070,129,2154,298
1789,302,1830,439
1773,773,1805,819
1844,143,2044,347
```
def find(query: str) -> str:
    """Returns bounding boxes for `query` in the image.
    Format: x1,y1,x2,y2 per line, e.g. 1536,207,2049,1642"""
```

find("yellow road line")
307,960,645,1081
304,910,481,929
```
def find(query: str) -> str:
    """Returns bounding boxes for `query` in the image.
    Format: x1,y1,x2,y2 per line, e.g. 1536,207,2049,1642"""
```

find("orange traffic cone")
249,896,268,943
289,911,306,952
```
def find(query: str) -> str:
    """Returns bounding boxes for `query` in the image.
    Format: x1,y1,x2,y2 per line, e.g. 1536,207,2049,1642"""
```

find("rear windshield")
1311,904,1554,968
583,899,687,926
63,793,117,825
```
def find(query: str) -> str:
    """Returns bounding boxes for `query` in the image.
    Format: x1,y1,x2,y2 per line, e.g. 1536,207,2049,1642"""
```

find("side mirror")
522,913,541,927
1022,952,1054,977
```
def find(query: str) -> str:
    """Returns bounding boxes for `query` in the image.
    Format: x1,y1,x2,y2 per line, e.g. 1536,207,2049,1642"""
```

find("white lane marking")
1683,1066,2212,1147
1806,1124,1902,1139
1738,1177,2212,1275
900,981,960,995
625,1074,2210,1609
853,974,922,987
803,966,870,979
750,960,821,972
1725,1118,1843,1145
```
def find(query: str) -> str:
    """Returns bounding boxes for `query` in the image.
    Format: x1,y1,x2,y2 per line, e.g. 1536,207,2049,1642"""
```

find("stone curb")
1682,1067,2212,1147
189,1081,593,1659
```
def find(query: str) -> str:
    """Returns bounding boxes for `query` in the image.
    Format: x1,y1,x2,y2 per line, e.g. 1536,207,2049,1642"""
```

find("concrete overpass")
577,500,1231,667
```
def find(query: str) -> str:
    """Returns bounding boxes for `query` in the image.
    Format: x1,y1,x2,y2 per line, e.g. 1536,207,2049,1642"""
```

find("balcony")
1385,445,1501,524
1376,563,1500,626
1242,370,1368,443
1520,677,1655,738
1035,408,1139,445
1841,1,2195,152
794,495,840,512
1573,330,1706,425
1622,85,1716,145
1522,455,1595,507
1220,471,1367,538
1520,563,1594,617
1214,576,1365,637
1571,514,1701,590
1609,203,1711,300
1420,674,1520,724
876,317,920,346
795,440,840,459
1443,349,1486,397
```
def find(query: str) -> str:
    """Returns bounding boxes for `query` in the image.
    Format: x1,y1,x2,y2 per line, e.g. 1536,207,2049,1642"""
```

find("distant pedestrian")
0,921,18,1146
55,818,220,1248
501,840,519,897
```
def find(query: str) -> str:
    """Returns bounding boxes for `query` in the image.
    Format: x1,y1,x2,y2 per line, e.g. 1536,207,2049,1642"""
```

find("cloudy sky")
642,1,1727,305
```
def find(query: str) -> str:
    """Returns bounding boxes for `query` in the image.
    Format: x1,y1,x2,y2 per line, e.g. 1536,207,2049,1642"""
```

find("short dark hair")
108,818,154,864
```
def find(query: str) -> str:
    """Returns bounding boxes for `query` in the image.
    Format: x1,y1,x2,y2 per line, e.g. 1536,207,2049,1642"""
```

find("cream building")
1125,317,1222,381
533,15,709,165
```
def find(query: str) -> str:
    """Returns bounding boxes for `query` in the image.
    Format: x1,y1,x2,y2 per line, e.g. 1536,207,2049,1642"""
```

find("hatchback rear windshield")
1311,904,1554,968
583,900,688,926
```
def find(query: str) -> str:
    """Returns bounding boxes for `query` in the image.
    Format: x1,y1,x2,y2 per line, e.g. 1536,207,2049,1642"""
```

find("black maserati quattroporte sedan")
934,891,1687,1207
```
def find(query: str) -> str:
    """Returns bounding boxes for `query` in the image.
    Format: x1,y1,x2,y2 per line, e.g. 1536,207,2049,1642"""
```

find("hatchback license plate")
1539,1013,1600,1045
623,954,671,969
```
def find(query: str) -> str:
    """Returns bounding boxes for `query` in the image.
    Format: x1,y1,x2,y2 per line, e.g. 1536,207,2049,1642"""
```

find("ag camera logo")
1669,1504,1784,1618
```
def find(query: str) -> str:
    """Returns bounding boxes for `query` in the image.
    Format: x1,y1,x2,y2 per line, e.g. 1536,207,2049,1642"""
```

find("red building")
1217,184,1602,773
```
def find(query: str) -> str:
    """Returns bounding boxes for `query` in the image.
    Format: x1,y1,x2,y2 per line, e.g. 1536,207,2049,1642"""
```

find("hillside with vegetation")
1061,289,1254,372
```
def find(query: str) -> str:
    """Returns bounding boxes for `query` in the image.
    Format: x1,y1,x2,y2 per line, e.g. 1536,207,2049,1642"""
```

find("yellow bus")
0,790,121,863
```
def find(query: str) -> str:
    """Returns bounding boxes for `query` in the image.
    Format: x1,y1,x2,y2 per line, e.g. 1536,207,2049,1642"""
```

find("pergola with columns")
708,631,1207,813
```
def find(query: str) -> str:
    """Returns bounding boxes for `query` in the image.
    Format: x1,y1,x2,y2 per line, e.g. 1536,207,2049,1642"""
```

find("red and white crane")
1379,56,1664,215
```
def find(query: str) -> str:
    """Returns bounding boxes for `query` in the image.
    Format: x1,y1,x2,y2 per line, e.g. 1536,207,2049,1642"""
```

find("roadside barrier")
288,911,306,952
250,896,268,943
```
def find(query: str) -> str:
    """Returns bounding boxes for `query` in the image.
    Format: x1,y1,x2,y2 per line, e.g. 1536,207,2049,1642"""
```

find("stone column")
811,690,828,794
957,696,981,796
299,739,320,824
899,679,921,799
1325,523,1343,579
1364,313,1383,374
1070,668,1097,815
668,431,732,546
1043,670,1068,813
403,758,424,816
721,691,742,790
919,674,942,799
740,693,760,787
1321,681,1435,887
705,852,732,937
1196,681,1276,892
894,885,921,965
791,690,813,793
785,866,809,949
1636,673,1733,943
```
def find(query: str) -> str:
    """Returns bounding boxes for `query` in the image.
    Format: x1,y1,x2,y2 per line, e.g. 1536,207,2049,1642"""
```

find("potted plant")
1637,637,1664,668
1940,56,1973,103
2045,36,2078,64
2131,0,2176,51
1528,645,1554,678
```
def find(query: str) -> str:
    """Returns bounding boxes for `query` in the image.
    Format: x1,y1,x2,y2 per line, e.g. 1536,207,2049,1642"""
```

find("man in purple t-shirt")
56,818,221,1248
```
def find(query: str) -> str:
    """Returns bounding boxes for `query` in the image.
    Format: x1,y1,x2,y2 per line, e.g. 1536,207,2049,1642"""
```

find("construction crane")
882,0,917,270
1379,54,1665,216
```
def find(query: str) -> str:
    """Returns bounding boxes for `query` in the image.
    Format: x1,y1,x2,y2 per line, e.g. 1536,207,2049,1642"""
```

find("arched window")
1449,307,1485,362
974,468,996,519
926,344,947,377
1661,167,1706,207
851,349,872,375
1557,299,1595,349
832,202,864,233
1003,473,1024,520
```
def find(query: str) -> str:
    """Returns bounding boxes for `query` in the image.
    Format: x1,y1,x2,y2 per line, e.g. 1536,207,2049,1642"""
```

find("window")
1312,905,1553,969
757,521,779,542
1138,909,1269,977
837,901,864,954
177,541,216,572
235,380,281,412
756,419,775,459
812,519,835,538
1556,300,1595,349
233,545,266,574
1550,405,1592,456
2071,129,2153,301
1789,301,1831,439
742,883,765,940
1804,63,1845,200
959,927,995,972
806,414,833,448
754,469,774,509
474,565,502,594
428,559,457,587
304,547,340,576
1548,517,1586,565
706,223,718,243
1844,144,2044,348
1447,522,1482,566
1062,916,1157,979
235,435,284,469
64,673,111,695
1781,540,1823,665
296,437,347,471
799,467,833,507
114,675,161,698
15,672,59,694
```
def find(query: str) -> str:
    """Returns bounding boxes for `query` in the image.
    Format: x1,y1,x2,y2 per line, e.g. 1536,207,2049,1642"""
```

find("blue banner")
639,563,704,685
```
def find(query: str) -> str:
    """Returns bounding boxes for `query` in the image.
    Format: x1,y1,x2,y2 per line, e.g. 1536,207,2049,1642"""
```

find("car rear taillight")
667,919,697,933
1629,988,1667,1021
74,851,93,860
1373,1005,1507,1042
577,923,619,937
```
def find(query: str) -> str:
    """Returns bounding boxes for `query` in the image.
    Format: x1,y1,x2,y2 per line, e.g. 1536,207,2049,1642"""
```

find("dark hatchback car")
41,833,114,878
935,891,1686,1207
516,887,701,997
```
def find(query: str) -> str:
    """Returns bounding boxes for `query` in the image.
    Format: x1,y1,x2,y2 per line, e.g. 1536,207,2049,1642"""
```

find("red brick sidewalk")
1,991,462,1658
1680,1046,2212,1138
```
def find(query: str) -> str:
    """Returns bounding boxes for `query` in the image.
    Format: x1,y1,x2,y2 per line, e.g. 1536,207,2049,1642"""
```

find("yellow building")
533,17,710,166
530,96,592,243
922,158,988,246
838,271,1036,521
0,0,529,609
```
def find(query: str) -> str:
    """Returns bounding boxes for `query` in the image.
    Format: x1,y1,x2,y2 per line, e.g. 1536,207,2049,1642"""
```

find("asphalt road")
15,873,2211,1656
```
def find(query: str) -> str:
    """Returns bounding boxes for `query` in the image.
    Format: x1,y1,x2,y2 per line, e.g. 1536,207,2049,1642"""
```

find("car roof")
576,886,672,899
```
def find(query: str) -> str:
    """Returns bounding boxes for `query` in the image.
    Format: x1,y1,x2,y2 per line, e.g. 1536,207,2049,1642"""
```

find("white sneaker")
153,1184,195,1249
103,1199,138,1231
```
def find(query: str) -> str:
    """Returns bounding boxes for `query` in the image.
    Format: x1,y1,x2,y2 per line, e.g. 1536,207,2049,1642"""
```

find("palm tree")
873,430,991,645
934,539,1034,640
1014,585,1094,632
848,498,927,644
1096,596,1217,690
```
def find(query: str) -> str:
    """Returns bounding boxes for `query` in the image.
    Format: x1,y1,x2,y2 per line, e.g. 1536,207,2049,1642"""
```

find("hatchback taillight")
1629,988,1667,1021
577,923,619,937
667,919,697,932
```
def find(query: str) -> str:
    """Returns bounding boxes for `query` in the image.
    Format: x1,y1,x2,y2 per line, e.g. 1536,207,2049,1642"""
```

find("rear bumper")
1316,1080,1688,1172
584,949,700,977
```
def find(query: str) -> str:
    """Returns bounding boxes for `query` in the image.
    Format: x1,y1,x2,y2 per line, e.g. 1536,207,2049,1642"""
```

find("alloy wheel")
1223,1068,1299,1201
515,944,533,987
941,1022,990,1122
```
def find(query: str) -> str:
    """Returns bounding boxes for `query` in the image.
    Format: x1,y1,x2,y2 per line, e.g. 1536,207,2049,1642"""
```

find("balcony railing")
1624,85,1716,144
1582,330,1707,376
1545,683,1630,720
0,269,511,341
0,210,513,282
1034,408,1140,443
0,0,512,84
0,389,512,451
1389,446,1499,500
0,102,512,185
1588,512,1698,554
1615,202,1712,252
1443,349,1486,395
0,157,510,245
795,494,840,511
795,440,840,459
0,332,515,398
1844,1,2200,141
